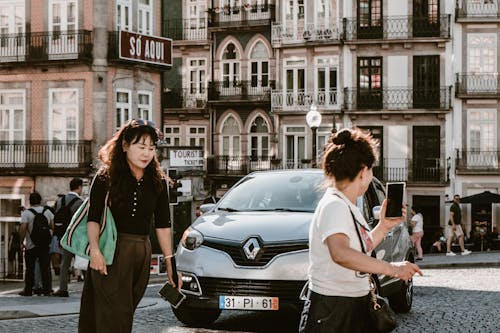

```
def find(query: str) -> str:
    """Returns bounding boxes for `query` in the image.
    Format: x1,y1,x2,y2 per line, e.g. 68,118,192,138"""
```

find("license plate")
219,296,279,310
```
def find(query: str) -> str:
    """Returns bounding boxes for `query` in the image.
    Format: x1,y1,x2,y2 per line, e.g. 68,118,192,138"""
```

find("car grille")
198,277,305,301
203,239,308,267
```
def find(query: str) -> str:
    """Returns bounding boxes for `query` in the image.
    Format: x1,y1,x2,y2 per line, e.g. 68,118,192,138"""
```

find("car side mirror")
200,203,216,214
372,206,381,220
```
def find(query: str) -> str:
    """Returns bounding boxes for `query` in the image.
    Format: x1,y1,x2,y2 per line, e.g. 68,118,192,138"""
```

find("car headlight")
181,227,204,250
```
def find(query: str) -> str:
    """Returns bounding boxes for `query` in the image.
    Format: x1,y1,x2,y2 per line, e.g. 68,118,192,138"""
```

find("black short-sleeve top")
87,173,171,235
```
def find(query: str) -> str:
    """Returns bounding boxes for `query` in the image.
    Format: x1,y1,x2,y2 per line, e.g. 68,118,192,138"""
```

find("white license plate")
219,296,279,310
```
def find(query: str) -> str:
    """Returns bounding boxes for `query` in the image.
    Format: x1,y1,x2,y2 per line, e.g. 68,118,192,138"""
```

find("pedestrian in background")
410,207,424,260
18,192,54,296
446,195,471,256
299,128,422,333
78,119,181,332
52,177,84,297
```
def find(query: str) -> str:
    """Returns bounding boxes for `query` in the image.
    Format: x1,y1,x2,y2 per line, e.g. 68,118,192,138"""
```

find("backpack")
28,207,51,248
53,195,80,239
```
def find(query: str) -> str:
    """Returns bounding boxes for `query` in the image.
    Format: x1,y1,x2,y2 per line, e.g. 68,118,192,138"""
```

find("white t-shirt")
411,213,424,233
308,188,372,297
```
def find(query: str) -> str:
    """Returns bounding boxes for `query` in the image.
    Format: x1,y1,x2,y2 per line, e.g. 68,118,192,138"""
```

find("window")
116,0,131,31
189,59,206,94
0,195,23,220
249,116,269,159
467,109,497,167
221,115,240,156
49,0,77,35
49,89,78,141
0,90,25,141
221,43,241,96
357,57,382,108
284,126,306,168
468,34,497,73
249,41,269,90
138,0,153,35
316,57,338,106
164,126,181,146
188,0,206,36
137,91,152,121
115,90,131,131
187,126,206,153
284,58,306,107
0,1,25,50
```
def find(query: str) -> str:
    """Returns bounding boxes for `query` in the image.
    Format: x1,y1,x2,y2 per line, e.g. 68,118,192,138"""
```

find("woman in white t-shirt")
299,128,422,333
410,207,424,260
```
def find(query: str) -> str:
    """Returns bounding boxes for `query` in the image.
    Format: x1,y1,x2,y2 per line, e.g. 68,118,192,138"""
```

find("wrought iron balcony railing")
456,0,500,20
163,19,209,41
208,80,275,102
164,88,208,109
209,4,275,29
0,141,92,175
271,89,339,112
0,30,92,64
207,156,313,175
373,158,449,184
455,150,500,172
343,15,451,41
271,22,340,46
343,86,452,111
455,73,500,97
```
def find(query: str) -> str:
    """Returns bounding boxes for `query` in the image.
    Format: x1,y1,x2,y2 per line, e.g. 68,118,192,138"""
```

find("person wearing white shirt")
410,207,424,260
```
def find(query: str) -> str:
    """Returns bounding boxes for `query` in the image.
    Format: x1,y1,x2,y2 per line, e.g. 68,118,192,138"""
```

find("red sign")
119,30,172,67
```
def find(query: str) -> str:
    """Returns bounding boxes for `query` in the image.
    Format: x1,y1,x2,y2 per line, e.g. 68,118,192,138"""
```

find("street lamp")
306,104,322,168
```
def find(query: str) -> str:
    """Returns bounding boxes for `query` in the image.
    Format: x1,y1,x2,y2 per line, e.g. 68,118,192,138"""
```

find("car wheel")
172,305,221,326
388,278,413,313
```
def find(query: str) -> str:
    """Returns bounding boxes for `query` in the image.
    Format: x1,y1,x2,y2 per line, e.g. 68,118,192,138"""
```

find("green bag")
60,193,117,265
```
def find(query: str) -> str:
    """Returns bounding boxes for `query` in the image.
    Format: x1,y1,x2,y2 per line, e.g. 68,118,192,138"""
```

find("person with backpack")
19,191,54,296
52,177,84,297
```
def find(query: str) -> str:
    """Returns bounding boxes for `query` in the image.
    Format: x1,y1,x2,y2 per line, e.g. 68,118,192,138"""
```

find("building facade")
0,0,167,278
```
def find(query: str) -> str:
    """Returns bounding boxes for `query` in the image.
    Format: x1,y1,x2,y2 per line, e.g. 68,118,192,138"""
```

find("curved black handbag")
368,277,398,333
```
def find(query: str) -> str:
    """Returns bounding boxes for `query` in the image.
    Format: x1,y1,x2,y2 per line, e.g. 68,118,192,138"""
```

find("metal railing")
456,0,500,19
343,86,452,110
209,4,275,28
271,89,339,111
164,88,208,109
456,150,500,171
455,73,500,97
271,22,340,46
163,18,209,41
373,158,448,184
208,80,275,102
0,30,92,64
343,15,451,41
0,141,92,173
207,156,313,175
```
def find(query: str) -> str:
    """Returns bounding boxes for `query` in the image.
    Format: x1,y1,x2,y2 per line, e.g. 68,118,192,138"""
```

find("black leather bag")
369,292,397,333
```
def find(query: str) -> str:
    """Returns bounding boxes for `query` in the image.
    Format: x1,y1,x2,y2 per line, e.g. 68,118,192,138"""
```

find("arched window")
221,115,240,157
249,41,269,90
221,43,240,89
249,115,269,159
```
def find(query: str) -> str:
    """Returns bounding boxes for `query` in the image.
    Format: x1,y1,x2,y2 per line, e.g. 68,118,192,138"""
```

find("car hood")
193,211,312,242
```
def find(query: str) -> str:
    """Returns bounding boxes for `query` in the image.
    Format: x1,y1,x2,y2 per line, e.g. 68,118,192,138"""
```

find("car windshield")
217,172,325,212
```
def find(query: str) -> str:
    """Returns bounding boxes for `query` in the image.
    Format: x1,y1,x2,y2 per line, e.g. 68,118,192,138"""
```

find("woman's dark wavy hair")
322,127,379,182
96,119,165,204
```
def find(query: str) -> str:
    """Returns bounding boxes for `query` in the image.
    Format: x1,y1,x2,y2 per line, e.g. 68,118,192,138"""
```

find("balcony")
0,141,92,176
271,89,339,112
0,30,92,65
163,19,209,41
343,15,450,42
209,4,275,30
164,88,208,109
456,0,500,22
455,73,500,98
373,158,449,184
455,150,500,174
343,87,452,111
207,156,312,176
208,80,274,104
271,22,340,47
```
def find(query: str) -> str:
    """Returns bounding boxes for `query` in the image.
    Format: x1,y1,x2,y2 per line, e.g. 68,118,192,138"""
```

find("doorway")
412,195,440,253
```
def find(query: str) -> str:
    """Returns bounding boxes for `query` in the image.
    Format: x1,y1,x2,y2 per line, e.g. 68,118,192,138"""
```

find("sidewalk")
1,251,499,321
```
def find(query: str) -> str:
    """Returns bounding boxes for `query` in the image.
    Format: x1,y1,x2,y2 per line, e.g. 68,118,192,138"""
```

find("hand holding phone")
158,282,186,308
385,182,405,218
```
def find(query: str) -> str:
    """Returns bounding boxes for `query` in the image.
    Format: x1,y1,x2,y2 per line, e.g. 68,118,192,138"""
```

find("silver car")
173,170,414,326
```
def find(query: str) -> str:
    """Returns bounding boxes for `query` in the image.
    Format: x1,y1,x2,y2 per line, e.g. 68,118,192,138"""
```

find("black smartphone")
385,182,405,218
158,282,186,309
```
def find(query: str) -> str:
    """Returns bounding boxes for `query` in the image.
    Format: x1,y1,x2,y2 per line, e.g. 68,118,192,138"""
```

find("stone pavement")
0,251,498,321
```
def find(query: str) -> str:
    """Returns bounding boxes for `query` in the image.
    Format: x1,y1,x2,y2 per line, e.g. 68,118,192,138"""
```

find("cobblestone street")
1,267,499,332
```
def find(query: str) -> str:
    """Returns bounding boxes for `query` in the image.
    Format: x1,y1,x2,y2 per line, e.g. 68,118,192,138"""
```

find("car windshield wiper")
218,207,240,212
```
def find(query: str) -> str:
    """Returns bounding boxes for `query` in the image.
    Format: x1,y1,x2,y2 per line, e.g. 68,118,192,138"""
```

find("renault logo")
243,238,261,260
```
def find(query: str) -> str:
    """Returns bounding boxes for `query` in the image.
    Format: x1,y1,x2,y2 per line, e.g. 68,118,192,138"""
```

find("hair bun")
332,129,352,145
